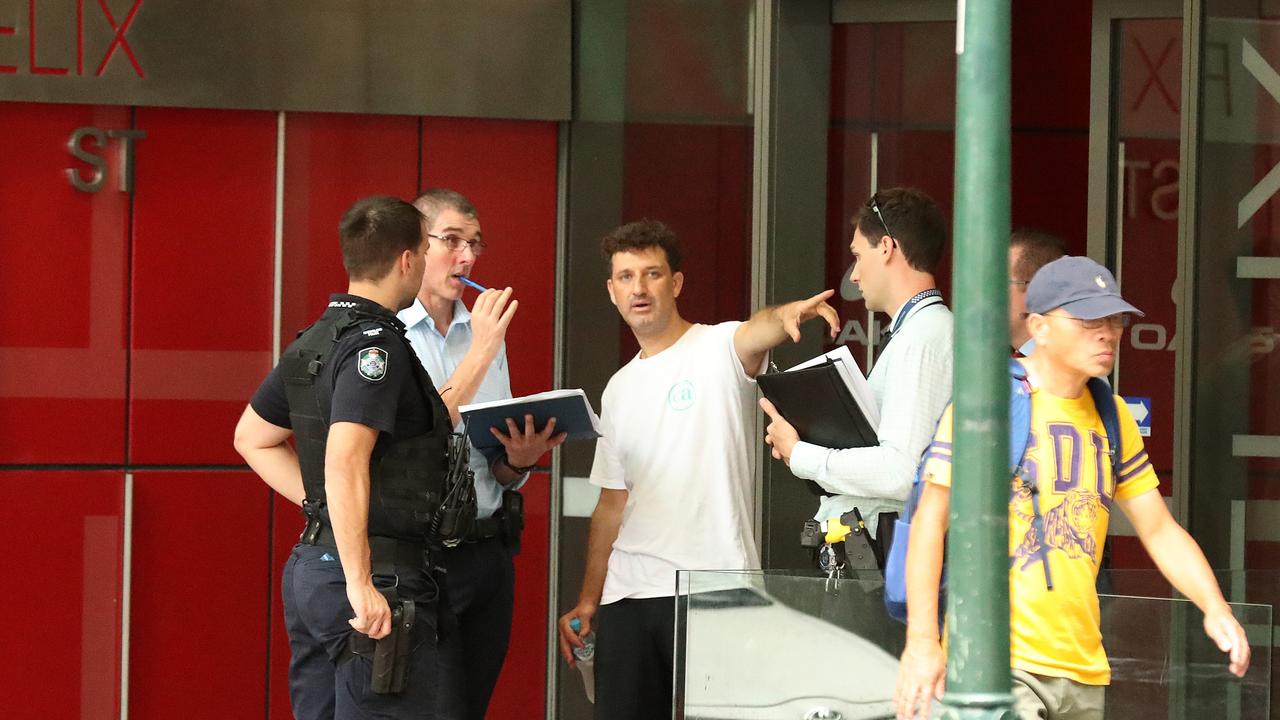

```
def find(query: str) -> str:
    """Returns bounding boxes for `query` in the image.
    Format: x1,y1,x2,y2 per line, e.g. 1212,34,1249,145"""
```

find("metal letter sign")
66,127,145,193
1239,40,1280,227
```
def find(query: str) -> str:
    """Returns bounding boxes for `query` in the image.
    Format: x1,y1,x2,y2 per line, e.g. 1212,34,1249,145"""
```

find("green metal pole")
942,0,1014,718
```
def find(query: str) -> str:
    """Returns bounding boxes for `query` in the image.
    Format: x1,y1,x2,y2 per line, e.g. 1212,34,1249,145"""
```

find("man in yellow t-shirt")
894,257,1250,720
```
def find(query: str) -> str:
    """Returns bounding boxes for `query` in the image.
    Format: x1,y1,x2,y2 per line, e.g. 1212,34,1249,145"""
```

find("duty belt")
303,524,430,570
463,515,503,542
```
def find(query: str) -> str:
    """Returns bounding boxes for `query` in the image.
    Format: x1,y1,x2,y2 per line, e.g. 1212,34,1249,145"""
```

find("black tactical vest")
279,305,453,543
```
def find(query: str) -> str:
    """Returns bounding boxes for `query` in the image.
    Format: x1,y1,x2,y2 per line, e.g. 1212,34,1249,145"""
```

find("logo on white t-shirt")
667,380,695,411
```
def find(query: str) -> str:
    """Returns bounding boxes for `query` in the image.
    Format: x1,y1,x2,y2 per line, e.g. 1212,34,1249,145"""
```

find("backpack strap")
1009,359,1053,591
1008,359,1034,476
1085,377,1122,473
1085,377,1122,591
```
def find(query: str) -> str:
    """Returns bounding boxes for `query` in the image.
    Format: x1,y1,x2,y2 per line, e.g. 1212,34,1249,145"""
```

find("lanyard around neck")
888,288,944,338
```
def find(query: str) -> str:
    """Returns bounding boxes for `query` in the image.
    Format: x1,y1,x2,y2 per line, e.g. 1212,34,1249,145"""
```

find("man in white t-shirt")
556,219,840,720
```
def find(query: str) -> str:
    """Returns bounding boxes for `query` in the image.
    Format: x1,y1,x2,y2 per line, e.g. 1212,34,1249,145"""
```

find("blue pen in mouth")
453,275,489,292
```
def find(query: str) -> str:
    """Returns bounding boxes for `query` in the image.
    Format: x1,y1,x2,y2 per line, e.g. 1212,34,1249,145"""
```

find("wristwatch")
500,454,537,475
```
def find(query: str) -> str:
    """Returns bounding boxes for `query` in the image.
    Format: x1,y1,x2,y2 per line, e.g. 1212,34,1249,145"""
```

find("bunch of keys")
819,517,852,590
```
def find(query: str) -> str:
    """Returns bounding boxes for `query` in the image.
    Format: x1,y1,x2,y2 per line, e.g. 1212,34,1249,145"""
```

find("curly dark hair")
600,219,682,275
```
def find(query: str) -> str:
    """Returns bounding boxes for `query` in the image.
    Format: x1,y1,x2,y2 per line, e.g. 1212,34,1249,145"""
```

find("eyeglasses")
427,232,487,257
1043,313,1130,330
868,195,896,241
1009,279,1029,287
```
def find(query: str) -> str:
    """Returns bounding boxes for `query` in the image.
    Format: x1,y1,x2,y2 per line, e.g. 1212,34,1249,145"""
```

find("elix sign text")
1,0,144,77
0,1,570,120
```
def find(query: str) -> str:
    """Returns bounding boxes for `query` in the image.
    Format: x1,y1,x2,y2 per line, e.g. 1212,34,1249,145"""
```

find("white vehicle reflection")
680,579,899,720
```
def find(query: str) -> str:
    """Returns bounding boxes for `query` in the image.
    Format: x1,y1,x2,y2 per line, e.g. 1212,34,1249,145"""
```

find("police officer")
235,195,474,720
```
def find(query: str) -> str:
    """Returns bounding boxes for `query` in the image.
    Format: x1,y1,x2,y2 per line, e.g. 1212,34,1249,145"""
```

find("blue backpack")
883,359,1121,624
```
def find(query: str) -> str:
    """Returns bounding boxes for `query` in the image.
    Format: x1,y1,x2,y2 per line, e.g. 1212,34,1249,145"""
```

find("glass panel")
1191,11,1280,711
678,570,1271,719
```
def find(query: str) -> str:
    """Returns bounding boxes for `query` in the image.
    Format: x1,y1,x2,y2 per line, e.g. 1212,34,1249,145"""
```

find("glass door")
1186,5,1280,713
1088,1,1183,567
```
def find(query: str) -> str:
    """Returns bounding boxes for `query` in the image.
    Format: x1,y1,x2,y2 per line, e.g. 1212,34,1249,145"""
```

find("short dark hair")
338,196,425,281
1010,228,1067,283
854,187,948,273
414,188,479,233
600,219,682,275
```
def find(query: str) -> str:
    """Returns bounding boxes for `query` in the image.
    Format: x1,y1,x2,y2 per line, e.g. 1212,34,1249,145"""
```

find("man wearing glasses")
760,187,954,572
895,256,1249,719
398,189,566,720
1008,229,1066,356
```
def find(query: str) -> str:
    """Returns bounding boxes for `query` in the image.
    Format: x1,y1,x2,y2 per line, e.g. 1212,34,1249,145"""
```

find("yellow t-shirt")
921,384,1159,685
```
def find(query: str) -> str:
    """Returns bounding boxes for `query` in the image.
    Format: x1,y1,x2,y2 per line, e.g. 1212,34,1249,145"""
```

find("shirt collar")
398,298,471,338
398,298,431,330
886,289,943,330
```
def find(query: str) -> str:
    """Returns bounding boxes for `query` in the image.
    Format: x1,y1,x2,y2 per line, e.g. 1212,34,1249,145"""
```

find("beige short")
1011,669,1106,720
929,671,1105,720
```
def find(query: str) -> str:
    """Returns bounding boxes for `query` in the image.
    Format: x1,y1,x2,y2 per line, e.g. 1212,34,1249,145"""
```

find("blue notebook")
459,388,602,451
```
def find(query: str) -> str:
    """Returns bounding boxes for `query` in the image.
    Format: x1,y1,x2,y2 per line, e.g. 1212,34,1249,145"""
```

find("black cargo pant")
282,543,441,720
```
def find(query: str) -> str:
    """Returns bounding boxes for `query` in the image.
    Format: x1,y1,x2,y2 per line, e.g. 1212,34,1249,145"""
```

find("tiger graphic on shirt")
1010,483,1099,571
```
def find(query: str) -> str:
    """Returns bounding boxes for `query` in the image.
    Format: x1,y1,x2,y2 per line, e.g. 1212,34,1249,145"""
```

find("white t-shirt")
590,322,762,604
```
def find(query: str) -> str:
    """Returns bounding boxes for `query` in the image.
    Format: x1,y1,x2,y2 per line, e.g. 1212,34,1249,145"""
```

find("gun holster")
349,599,416,695
838,510,882,572
839,527,880,571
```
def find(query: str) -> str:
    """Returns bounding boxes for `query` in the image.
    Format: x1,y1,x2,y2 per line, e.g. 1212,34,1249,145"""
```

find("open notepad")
459,388,602,451
756,345,880,451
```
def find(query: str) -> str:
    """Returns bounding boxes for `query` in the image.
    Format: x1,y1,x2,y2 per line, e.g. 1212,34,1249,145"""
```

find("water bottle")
568,618,596,703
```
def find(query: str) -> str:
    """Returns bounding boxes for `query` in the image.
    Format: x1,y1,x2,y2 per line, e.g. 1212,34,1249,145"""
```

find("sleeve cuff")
589,475,627,490
788,441,827,481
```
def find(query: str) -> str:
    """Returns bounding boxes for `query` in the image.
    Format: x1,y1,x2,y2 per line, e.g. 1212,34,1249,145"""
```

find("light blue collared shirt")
398,298,524,519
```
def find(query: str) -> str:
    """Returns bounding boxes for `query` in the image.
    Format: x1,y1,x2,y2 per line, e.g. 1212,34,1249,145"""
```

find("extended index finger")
807,288,836,306
758,397,783,422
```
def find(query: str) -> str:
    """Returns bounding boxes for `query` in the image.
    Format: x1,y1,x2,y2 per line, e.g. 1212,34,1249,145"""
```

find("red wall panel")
129,108,276,464
1010,133,1090,252
281,113,420,337
0,471,123,719
1011,4,1092,130
0,102,129,463
421,116,558,717
128,472,272,718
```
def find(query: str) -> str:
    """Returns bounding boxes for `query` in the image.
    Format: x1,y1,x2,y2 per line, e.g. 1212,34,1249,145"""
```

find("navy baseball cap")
1025,256,1144,319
